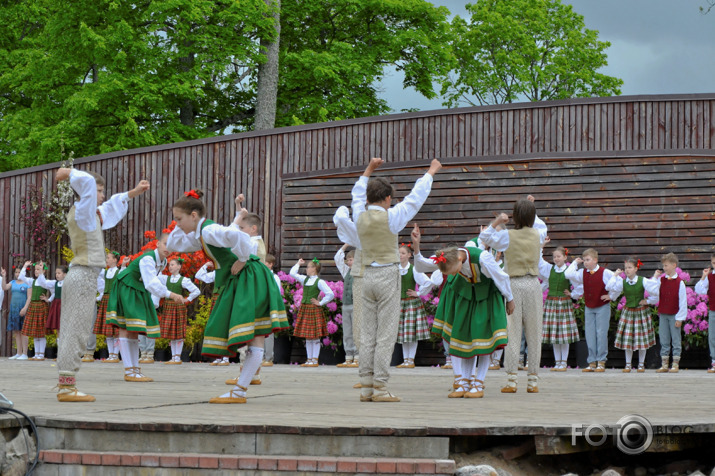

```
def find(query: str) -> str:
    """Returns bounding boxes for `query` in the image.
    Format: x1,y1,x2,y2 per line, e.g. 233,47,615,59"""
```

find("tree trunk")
254,0,280,131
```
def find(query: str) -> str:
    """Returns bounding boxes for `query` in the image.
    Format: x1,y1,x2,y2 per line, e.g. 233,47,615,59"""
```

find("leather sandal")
57,386,96,403
637,363,646,373
623,363,632,373
209,385,247,404
371,386,401,402
124,367,153,382
448,378,469,398
464,379,484,398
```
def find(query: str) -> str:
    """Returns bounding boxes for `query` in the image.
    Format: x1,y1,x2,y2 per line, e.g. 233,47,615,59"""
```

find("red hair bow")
400,242,411,248
184,190,200,199
430,252,447,264
637,259,643,269
563,247,569,256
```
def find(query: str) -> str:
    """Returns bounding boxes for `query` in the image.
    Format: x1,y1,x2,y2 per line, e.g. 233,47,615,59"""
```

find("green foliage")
440,0,623,106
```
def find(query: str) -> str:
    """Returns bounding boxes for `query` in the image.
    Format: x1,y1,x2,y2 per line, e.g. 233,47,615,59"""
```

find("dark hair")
366,177,393,204
87,170,105,187
58,266,70,274
173,189,206,216
346,250,355,260
512,199,536,229
243,213,262,230
265,253,276,266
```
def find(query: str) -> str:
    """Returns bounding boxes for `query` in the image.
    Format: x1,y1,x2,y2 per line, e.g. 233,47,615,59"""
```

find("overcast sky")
377,0,715,112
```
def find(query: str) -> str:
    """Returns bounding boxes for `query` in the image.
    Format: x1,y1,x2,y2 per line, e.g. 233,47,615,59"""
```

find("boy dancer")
653,253,687,373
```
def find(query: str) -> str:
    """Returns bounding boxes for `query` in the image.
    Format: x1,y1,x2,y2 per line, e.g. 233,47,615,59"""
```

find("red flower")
144,230,156,240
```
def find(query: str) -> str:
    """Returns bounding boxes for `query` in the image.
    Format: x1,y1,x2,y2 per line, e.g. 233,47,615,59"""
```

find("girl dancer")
22,262,51,361
94,252,123,363
396,244,432,368
157,257,200,364
4,262,32,359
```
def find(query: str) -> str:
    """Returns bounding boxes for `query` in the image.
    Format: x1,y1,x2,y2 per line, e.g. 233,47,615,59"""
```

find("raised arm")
479,213,510,252
289,260,307,285
387,159,441,234
334,245,350,278
333,206,361,249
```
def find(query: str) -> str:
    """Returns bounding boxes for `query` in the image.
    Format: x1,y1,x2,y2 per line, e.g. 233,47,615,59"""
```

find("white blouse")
289,264,335,306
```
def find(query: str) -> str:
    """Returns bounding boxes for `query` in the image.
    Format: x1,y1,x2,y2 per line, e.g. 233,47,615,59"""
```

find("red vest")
659,275,681,315
584,267,609,309
708,273,715,312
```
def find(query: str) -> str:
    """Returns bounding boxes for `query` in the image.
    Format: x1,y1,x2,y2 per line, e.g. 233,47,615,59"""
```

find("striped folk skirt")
46,299,62,331
397,297,431,343
615,306,656,350
106,283,161,338
93,294,119,337
21,301,49,338
293,303,327,340
160,300,188,340
542,296,580,344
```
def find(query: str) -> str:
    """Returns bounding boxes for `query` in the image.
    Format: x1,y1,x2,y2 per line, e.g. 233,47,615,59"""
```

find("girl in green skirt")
431,246,514,399
168,190,288,404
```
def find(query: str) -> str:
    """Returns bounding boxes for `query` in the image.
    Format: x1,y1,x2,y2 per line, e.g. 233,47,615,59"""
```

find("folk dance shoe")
31,354,45,361
261,360,274,367
337,357,354,368
464,378,485,399
217,357,230,366
594,361,606,372
669,357,680,373
138,352,154,364
637,362,646,373
300,358,318,367
210,358,222,366
582,362,597,373
371,385,401,402
452,375,463,389
622,363,632,373
553,360,568,372
124,367,153,382
442,357,453,370
396,358,415,369
708,361,715,373
448,378,469,398
656,356,670,373
359,378,374,402
500,373,518,393
209,384,247,404
349,358,359,368
104,353,120,363
81,353,95,363
57,375,95,402
517,357,526,371
526,374,539,394
227,367,261,385
164,355,182,365
488,357,501,371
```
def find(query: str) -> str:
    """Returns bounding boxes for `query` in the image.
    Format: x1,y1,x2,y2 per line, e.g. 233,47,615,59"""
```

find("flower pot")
154,348,170,362
273,334,292,364
414,340,445,367
45,347,57,359
319,345,345,365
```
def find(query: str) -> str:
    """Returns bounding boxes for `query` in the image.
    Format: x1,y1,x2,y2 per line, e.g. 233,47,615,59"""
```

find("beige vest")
504,228,541,277
67,206,106,268
356,209,398,276
254,237,267,264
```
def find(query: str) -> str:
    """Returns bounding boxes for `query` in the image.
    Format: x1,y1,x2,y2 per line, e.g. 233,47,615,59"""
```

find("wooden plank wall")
282,154,715,282
1,94,714,352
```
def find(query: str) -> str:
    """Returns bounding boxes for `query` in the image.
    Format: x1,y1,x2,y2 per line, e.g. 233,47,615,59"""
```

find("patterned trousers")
58,266,103,375
351,276,363,354
358,265,400,387
504,276,544,376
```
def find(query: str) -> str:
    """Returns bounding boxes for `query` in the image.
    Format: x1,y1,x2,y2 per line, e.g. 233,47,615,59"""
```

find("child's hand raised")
573,257,583,266
121,256,130,266
526,195,535,202
23,260,32,269
614,268,623,276
427,159,442,176
133,180,150,196
55,168,72,182
364,157,384,175
297,258,306,266
494,213,509,226
703,268,711,279
653,269,663,279
235,194,245,208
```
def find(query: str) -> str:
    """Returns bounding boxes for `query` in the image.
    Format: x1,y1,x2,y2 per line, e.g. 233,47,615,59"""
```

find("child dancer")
106,233,184,382
538,245,582,371
4,262,32,360
36,265,68,344
694,254,715,373
168,190,288,403
290,258,335,367
93,252,123,363
157,257,200,364
353,157,441,402
54,167,149,402
22,262,51,361
395,244,432,368
652,253,687,373
196,261,228,366
335,244,358,368
431,245,514,398
565,249,616,373
263,253,283,366
606,257,660,372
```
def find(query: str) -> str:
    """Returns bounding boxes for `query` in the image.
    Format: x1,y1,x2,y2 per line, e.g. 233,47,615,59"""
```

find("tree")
440,0,622,107
255,0,281,131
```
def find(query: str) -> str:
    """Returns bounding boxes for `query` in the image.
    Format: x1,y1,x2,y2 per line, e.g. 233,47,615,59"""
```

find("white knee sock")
476,355,491,382
34,337,46,356
237,347,264,391
403,342,418,360
119,338,134,371
312,340,321,360
466,357,477,378
625,350,633,365
452,356,462,378
106,337,115,355
638,349,646,363
561,344,570,363
552,345,559,362
442,339,450,355
174,340,183,357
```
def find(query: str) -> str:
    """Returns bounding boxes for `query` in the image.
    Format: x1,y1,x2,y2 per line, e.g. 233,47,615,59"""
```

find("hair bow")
32,262,48,270
176,258,185,264
636,259,643,269
430,252,447,264
400,242,411,248
563,247,569,256
312,258,320,265
111,251,120,259
184,190,200,199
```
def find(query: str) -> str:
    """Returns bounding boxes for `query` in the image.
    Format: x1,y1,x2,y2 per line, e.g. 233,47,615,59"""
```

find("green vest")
167,276,185,295
547,267,569,298
55,282,62,300
343,272,353,306
400,264,417,299
301,278,321,304
200,219,241,289
31,281,46,301
624,276,645,308
104,268,118,295
117,250,158,292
